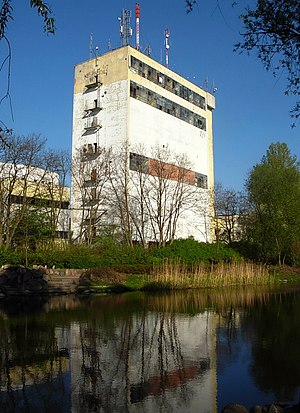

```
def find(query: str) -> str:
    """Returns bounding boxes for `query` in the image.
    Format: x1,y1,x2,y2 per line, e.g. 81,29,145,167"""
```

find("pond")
1,284,300,412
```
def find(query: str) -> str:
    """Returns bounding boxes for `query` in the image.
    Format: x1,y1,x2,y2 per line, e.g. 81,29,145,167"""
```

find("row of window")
129,152,208,189
130,56,206,110
130,81,206,131
9,194,69,210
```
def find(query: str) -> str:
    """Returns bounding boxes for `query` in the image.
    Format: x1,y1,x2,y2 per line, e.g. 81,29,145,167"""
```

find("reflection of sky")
217,325,289,412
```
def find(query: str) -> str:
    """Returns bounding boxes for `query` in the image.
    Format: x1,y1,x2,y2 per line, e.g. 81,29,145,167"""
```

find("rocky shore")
0,265,81,296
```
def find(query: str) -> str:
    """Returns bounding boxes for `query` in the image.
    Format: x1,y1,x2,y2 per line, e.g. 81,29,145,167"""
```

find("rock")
266,405,284,413
250,406,263,413
222,404,249,413
23,270,33,283
26,280,44,291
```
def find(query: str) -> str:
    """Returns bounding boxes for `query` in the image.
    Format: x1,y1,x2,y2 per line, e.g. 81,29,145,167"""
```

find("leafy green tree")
187,0,299,122
235,0,300,123
13,206,53,250
246,142,300,264
0,0,55,136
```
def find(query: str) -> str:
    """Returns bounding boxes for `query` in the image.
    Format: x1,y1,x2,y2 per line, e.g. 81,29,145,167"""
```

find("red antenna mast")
135,3,140,51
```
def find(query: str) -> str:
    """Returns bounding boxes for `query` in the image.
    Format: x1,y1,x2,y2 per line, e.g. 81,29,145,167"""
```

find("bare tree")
42,149,71,243
71,146,112,244
107,144,134,246
0,133,70,250
214,182,246,245
113,143,205,247
144,145,200,246
0,133,47,248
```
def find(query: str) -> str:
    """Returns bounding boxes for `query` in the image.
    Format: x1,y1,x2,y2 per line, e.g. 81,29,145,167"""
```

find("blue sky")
0,0,298,191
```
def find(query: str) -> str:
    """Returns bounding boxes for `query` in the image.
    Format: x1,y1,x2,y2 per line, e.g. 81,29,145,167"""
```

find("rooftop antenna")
118,9,132,46
165,28,170,68
135,3,140,51
212,80,217,94
89,33,100,60
144,44,151,56
204,76,209,90
89,33,93,60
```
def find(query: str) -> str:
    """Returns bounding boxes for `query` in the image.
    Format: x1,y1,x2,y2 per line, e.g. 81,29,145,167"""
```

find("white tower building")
71,45,215,244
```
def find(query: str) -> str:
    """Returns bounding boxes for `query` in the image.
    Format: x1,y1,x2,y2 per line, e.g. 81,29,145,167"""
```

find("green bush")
150,239,241,265
0,238,242,270
0,248,23,266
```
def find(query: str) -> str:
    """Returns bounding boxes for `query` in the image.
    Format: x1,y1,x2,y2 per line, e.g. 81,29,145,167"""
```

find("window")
129,56,207,110
130,81,206,131
129,152,149,173
195,172,208,189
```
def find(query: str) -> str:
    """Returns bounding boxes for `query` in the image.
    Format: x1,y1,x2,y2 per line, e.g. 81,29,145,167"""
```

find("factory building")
71,12,215,244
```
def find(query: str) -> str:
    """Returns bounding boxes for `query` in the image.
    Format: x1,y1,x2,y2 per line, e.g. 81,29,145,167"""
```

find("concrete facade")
72,45,215,242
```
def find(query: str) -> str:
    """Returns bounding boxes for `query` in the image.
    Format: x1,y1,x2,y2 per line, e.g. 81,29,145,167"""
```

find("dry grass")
147,260,273,289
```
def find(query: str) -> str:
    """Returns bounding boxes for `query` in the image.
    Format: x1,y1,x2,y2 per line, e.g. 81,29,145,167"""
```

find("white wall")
129,98,209,176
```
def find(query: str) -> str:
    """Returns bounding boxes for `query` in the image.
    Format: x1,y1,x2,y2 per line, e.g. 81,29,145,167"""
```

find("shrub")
150,239,241,265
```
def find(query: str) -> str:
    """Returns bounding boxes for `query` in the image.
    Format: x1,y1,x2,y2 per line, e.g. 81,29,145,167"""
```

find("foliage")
0,0,55,39
0,246,22,265
186,1,299,122
13,208,53,250
0,0,55,136
185,1,197,13
246,142,300,265
0,238,242,269
235,0,300,122
151,238,242,265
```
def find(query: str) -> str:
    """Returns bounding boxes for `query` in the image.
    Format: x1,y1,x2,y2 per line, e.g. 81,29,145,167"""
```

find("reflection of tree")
216,307,242,372
245,291,300,401
0,318,69,412
75,307,211,412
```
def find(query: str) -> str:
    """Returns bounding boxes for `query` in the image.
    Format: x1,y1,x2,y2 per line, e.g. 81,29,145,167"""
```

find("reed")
147,259,274,289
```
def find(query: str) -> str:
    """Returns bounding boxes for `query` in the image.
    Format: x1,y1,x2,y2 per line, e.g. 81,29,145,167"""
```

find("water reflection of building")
0,299,218,413
67,311,217,413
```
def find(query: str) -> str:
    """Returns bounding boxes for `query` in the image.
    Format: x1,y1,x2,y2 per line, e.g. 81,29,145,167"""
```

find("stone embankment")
222,403,299,413
0,265,82,296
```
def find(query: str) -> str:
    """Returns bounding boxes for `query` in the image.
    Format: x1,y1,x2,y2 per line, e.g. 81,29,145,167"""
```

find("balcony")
85,75,101,89
84,98,102,114
81,144,102,160
84,117,101,131
84,105,102,114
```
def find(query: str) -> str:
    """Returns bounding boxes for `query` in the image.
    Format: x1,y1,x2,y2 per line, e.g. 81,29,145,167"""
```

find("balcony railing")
84,117,101,130
81,144,102,160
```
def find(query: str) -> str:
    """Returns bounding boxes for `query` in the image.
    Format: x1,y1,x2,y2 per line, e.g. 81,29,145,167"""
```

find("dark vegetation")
0,238,241,270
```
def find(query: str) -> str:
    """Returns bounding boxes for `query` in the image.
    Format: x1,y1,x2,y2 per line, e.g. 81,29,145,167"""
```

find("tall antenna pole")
90,33,93,60
165,28,170,68
135,3,140,51
119,9,132,46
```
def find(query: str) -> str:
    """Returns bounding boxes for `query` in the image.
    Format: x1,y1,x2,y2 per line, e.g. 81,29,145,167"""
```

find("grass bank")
79,260,276,293
2,239,299,292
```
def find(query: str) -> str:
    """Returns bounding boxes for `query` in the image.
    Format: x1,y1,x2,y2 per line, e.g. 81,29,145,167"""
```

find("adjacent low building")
0,162,70,244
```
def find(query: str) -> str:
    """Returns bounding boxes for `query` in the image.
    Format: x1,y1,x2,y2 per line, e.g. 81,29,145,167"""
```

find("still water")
1,285,300,413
